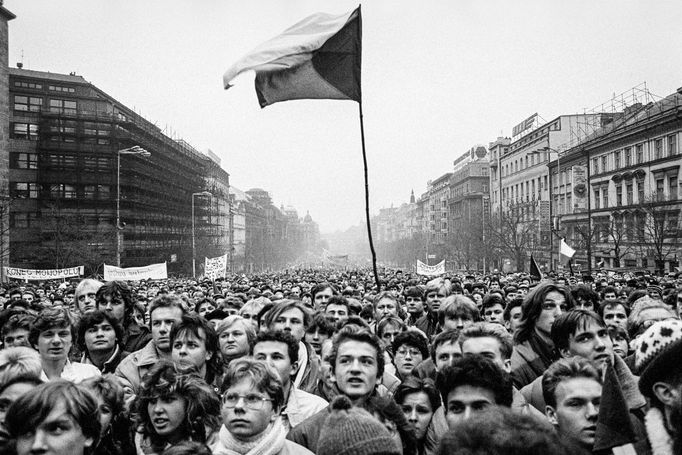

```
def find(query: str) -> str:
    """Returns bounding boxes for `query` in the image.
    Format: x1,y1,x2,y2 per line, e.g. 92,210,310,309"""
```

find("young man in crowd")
264,300,321,394
30,307,100,382
304,313,336,357
115,294,186,402
403,286,426,326
252,330,328,431
481,293,505,325
436,355,513,429
96,280,150,353
520,309,646,418
77,310,128,374
323,295,350,326
413,329,462,381
599,299,629,331
416,279,449,338
1,313,34,349
426,323,542,454
287,326,388,452
503,297,524,334
542,357,603,452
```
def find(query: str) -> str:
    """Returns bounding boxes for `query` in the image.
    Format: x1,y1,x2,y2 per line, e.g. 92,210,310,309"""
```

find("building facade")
8,68,224,275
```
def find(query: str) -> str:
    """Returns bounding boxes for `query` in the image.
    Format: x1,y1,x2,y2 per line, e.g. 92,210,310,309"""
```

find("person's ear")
84,436,94,448
559,347,571,359
205,350,213,362
653,381,680,407
545,405,558,426
503,358,511,373
290,360,300,377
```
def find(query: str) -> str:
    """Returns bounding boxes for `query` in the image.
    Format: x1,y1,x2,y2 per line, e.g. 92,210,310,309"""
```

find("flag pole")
359,102,381,291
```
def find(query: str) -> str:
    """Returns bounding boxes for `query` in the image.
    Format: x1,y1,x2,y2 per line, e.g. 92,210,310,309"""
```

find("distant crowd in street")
0,266,681,454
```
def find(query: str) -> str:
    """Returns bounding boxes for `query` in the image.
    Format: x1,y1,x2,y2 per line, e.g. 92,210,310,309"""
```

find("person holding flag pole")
220,6,383,289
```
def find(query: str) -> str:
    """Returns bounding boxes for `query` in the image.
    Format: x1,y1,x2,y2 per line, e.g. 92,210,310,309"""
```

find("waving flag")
529,254,543,281
223,6,361,107
559,238,576,264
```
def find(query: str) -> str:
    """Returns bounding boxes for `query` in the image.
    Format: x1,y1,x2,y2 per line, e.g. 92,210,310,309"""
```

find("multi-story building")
8,67,226,275
556,92,682,272
496,114,611,271
449,146,490,271
427,173,452,249
228,187,247,272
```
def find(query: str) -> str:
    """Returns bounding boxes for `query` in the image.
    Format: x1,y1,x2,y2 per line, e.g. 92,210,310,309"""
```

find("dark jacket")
511,339,555,388
122,319,151,354
415,313,440,339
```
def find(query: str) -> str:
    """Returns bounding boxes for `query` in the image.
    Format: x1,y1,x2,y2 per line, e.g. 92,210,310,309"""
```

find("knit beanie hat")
317,396,402,455
636,319,682,397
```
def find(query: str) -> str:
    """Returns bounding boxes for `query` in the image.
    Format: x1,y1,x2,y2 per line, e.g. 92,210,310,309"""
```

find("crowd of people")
0,267,681,454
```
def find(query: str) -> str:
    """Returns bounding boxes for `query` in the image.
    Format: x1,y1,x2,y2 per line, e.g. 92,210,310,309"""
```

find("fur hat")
317,396,402,455
636,319,682,397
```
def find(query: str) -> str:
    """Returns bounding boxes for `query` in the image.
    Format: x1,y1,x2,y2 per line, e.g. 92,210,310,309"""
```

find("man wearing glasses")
213,358,314,454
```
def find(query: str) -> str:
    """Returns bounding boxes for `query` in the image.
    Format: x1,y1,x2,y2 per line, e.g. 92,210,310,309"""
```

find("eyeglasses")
222,393,273,409
395,348,422,358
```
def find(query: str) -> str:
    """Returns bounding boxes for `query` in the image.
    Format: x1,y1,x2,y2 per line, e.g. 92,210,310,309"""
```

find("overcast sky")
6,0,682,233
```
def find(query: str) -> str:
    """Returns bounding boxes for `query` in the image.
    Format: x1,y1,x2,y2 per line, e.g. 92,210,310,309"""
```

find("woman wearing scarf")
212,358,313,455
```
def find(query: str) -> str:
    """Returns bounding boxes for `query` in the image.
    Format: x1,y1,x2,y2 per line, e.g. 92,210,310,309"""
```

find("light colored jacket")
40,360,101,383
115,340,161,403
282,386,328,432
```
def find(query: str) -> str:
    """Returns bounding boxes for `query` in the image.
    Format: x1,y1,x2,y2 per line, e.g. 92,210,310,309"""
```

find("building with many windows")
557,92,682,272
8,67,225,275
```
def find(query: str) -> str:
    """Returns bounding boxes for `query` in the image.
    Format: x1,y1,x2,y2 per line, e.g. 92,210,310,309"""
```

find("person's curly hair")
134,361,221,449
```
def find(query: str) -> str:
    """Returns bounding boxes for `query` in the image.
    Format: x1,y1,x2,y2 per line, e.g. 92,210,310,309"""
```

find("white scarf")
645,407,674,455
212,417,286,455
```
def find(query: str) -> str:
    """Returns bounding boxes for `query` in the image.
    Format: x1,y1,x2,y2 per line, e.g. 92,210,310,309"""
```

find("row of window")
502,151,549,177
593,175,678,209
14,81,43,90
48,85,76,93
502,176,548,204
13,96,78,114
593,135,678,174
10,182,111,200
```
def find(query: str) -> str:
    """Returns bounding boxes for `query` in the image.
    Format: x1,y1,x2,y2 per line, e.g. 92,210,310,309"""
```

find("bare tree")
490,202,537,272
636,195,680,273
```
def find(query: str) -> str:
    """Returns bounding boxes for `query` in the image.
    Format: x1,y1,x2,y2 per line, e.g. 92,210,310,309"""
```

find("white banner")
4,266,84,281
204,254,227,280
103,262,167,281
416,260,445,276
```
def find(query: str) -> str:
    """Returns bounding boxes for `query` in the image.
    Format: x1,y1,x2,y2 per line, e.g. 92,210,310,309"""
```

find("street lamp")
192,191,213,278
116,146,151,267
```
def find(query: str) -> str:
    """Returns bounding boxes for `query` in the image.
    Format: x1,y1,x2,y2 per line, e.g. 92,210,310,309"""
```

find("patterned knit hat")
317,396,402,455
636,319,682,397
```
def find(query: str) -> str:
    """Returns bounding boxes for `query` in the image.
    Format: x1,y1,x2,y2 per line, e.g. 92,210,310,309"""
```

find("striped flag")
223,6,361,108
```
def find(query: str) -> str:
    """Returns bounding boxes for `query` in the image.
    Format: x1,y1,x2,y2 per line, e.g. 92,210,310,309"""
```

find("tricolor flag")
559,238,576,264
223,6,361,108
